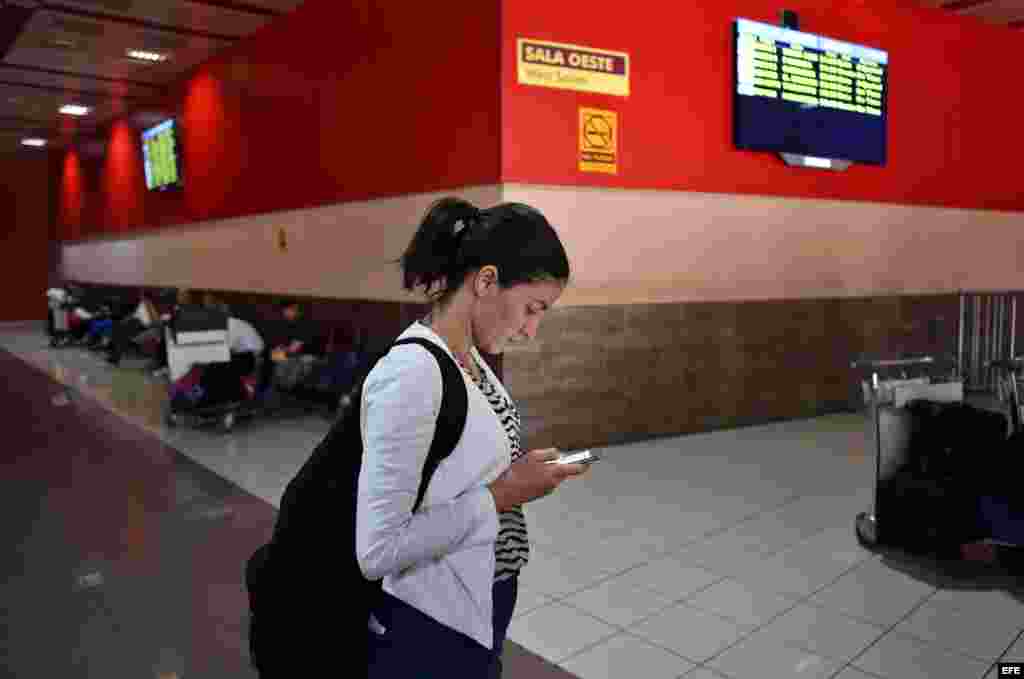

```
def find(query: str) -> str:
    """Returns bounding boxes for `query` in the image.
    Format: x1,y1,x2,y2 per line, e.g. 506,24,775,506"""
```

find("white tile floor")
4,325,1022,679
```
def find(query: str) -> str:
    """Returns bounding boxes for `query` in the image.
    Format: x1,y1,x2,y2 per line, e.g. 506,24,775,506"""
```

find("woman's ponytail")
398,197,481,300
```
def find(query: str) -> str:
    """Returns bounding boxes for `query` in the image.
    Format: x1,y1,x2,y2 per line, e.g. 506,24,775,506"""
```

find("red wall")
57,0,501,241
502,0,1024,211
0,151,53,320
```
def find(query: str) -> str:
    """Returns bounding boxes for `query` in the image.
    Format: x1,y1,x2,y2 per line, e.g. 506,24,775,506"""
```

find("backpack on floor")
244,337,468,677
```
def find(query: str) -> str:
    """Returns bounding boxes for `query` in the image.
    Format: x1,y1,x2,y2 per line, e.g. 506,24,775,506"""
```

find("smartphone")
545,449,601,465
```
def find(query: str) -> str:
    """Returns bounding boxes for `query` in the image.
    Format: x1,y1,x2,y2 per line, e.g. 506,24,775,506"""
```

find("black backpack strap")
391,338,469,514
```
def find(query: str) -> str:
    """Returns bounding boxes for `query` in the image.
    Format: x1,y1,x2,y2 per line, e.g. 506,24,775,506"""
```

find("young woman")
360,197,588,678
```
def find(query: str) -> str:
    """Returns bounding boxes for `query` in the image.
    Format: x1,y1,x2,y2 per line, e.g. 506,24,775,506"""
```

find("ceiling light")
60,104,91,116
126,49,169,63
21,138,47,148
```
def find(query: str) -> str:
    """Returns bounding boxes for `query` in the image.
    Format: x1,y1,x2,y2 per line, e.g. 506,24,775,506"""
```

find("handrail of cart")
850,356,936,370
986,357,1024,372
856,355,963,409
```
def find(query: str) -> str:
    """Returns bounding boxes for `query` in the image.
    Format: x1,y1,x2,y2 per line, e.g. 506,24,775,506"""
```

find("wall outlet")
276,227,288,252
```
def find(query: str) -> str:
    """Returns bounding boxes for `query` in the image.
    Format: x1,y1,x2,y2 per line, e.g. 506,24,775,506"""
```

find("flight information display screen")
141,119,182,190
734,18,889,165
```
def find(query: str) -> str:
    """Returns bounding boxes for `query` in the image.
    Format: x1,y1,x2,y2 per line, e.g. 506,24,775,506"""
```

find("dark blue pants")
368,576,518,679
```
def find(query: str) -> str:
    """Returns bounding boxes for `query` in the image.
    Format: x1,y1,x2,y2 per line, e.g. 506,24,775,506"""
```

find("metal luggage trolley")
47,288,75,347
852,356,964,548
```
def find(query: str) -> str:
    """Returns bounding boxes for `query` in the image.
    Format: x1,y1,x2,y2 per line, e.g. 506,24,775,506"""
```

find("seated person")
228,314,266,375
280,328,370,415
203,292,231,314
267,299,327,360
198,313,266,404
262,300,331,397
106,293,160,365
66,289,111,343
83,317,115,348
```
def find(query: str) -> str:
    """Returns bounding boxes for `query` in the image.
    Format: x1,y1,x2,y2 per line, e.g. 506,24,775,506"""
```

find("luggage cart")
47,288,76,347
852,356,964,548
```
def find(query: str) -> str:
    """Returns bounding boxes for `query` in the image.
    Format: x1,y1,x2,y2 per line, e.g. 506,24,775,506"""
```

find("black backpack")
244,337,468,677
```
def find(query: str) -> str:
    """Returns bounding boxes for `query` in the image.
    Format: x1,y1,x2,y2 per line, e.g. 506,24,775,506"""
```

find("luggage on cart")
852,356,990,556
165,307,241,431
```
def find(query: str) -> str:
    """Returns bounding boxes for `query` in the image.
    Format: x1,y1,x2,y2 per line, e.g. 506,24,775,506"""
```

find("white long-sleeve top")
356,321,512,650
227,317,265,355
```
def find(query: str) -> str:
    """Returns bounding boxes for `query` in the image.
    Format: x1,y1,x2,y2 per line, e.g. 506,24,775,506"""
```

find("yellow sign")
579,108,617,174
518,38,630,97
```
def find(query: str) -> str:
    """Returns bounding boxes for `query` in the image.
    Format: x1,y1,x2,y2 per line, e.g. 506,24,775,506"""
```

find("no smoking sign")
579,107,618,174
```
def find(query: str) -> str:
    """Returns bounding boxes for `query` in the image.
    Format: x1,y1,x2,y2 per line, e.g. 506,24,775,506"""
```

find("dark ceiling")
0,0,304,152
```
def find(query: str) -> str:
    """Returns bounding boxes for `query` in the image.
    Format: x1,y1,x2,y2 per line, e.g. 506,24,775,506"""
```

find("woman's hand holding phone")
487,448,589,513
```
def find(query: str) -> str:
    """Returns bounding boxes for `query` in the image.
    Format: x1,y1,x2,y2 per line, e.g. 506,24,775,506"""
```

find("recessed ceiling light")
21,138,47,148
126,49,169,63
60,104,91,116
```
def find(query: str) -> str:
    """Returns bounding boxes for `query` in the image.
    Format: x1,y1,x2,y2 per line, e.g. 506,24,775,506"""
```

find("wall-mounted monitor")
733,18,889,166
141,118,183,191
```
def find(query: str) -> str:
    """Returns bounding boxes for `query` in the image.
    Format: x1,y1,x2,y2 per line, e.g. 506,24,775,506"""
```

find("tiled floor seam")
825,584,942,679
691,493,807,543
684,595,804,673
886,617,1020,665
566,576,815,674
986,632,1024,679
551,577,738,669
1004,629,1024,658
685,555,887,679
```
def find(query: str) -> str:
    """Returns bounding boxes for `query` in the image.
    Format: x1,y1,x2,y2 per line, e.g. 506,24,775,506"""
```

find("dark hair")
202,293,230,314
395,197,570,307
